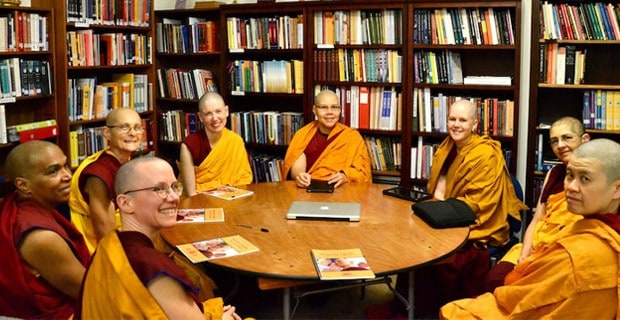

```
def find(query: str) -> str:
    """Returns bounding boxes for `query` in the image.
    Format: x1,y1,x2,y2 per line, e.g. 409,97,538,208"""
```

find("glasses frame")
123,182,183,199
107,124,145,133
314,105,342,112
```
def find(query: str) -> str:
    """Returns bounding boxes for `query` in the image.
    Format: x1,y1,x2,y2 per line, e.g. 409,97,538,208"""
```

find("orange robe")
79,231,224,319
441,216,620,319
282,121,371,182
192,128,253,191
501,191,582,264
427,135,527,246
69,150,122,253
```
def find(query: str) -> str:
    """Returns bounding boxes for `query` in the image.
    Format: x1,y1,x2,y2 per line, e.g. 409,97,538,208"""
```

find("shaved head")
198,92,225,113
5,140,59,180
551,116,585,136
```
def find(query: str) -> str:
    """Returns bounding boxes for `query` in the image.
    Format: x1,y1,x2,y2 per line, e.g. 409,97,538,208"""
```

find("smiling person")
0,141,90,319
441,138,620,319
486,116,589,291
79,156,242,320
282,89,371,188
69,108,143,253
179,92,252,197
389,99,527,318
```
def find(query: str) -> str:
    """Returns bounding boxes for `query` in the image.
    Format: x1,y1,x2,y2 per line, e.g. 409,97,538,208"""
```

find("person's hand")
222,305,242,320
327,171,347,188
295,172,311,188
517,247,532,264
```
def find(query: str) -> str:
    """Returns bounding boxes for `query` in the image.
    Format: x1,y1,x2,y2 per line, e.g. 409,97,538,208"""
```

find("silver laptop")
286,201,361,222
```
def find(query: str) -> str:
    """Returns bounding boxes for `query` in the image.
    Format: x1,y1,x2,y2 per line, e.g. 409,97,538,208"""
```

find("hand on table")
295,172,311,188
327,171,348,188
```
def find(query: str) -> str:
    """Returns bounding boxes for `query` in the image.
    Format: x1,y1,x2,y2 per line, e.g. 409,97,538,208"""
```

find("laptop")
286,201,361,222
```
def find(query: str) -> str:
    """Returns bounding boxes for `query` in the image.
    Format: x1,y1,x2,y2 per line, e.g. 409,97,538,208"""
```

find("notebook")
286,201,361,222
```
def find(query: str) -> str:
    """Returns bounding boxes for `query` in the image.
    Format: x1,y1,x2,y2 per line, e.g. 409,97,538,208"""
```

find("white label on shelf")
0,97,16,104
74,22,90,28
231,91,245,96
229,48,244,53
316,44,335,49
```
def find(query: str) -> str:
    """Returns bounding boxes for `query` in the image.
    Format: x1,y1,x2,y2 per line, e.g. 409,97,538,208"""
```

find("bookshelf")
306,1,406,183
220,2,306,182
0,5,56,177
154,7,222,162
51,0,155,168
526,0,620,207
406,0,522,190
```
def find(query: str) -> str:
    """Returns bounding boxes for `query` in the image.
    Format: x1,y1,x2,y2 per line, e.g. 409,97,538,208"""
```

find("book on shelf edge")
177,208,225,224
176,235,259,263
203,185,254,200
311,248,375,280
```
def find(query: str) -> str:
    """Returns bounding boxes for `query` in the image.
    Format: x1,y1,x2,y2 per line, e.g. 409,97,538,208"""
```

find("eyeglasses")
549,134,577,147
315,105,342,112
123,182,183,199
107,124,144,133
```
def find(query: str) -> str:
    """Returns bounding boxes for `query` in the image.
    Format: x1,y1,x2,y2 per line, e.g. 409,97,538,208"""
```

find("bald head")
449,99,477,121
198,92,225,112
551,116,585,136
314,90,339,106
5,140,60,180
105,107,141,127
572,139,620,183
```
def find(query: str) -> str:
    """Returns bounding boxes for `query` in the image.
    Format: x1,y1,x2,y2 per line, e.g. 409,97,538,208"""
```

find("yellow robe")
440,218,620,319
501,192,582,264
427,135,527,247
282,121,371,182
80,231,224,319
69,150,121,253
195,128,253,192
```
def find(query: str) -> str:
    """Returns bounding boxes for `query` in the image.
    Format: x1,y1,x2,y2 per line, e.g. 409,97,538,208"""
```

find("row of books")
314,10,402,46
156,17,219,54
228,59,303,94
413,7,516,45
226,15,304,50
0,58,52,98
67,31,152,67
313,48,402,83
66,0,151,27
158,110,204,143
540,1,620,40
69,120,151,167
230,111,304,146
315,85,402,131
582,90,620,131
68,73,151,122
0,11,48,52
412,88,515,137
539,43,586,85
413,50,463,85
156,68,218,100
2,118,59,144
364,135,401,172
250,154,284,183
410,137,438,180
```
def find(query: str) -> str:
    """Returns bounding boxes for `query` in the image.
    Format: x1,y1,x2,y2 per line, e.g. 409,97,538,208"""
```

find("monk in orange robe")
283,89,371,188
180,92,252,197
486,116,589,291
0,141,90,319
79,157,245,320
441,138,620,319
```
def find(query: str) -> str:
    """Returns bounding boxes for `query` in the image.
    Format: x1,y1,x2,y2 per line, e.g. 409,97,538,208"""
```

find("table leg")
408,270,415,320
283,287,290,320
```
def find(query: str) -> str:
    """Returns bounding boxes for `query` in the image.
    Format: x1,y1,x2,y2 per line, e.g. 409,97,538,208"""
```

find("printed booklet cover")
311,248,375,280
176,208,225,224
203,185,254,200
177,235,259,263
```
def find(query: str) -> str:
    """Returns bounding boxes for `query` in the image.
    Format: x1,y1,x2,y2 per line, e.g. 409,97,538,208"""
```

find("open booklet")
176,235,259,263
311,248,375,280
202,185,254,200
176,208,224,224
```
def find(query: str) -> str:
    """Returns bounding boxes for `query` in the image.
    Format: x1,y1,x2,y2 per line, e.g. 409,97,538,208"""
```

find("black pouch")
412,198,476,228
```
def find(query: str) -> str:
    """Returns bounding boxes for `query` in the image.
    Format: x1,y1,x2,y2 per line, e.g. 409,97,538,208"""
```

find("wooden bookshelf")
0,5,57,177
50,0,156,168
526,0,620,207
